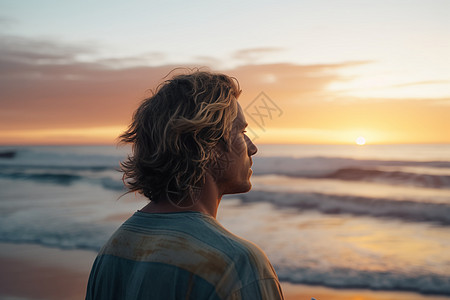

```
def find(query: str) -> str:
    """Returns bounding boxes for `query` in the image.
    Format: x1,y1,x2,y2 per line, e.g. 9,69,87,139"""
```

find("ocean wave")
320,167,450,189
0,169,125,191
253,156,450,175
277,266,450,296
0,163,112,172
237,191,450,225
0,172,83,185
100,177,126,191
0,222,109,252
0,147,123,169
252,156,450,188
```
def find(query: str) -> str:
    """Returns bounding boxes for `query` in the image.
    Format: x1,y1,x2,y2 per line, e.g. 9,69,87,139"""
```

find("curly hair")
119,70,240,205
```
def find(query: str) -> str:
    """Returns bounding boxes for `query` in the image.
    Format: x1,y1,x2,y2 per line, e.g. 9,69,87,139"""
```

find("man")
86,70,284,299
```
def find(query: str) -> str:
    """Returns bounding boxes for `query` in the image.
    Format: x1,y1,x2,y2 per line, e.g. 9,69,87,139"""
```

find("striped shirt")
86,211,283,300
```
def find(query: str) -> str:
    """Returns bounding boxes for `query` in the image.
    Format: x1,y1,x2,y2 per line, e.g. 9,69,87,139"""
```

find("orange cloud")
1,35,449,145
232,47,284,62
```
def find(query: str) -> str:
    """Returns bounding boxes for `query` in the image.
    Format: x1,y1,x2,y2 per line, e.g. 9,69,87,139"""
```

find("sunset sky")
1,0,449,145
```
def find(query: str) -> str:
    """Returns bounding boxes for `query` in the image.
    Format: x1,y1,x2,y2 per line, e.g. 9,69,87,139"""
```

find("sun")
355,136,366,145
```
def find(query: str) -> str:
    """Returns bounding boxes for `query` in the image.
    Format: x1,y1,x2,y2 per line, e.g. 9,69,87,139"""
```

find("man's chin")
224,182,252,195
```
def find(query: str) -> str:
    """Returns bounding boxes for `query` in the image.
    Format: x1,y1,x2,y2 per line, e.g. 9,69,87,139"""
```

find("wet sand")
1,242,448,300
0,243,96,300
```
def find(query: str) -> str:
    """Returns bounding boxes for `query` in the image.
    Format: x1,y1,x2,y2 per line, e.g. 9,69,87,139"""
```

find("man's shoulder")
192,218,277,279
218,229,270,262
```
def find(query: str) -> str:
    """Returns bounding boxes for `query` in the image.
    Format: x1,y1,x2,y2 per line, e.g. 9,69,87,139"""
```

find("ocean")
0,144,449,297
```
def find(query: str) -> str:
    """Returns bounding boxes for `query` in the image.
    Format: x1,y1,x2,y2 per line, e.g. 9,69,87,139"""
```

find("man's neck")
140,173,222,218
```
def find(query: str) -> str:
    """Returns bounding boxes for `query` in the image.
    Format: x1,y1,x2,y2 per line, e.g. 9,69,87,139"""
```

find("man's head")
120,70,256,205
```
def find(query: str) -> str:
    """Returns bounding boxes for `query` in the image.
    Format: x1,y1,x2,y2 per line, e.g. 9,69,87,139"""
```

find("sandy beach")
1,242,449,300
0,243,96,300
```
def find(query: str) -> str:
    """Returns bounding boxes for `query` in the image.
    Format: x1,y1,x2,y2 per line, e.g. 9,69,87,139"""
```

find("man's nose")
246,136,258,156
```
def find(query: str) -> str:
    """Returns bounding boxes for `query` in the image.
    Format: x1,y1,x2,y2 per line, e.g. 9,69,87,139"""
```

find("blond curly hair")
119,70,240,205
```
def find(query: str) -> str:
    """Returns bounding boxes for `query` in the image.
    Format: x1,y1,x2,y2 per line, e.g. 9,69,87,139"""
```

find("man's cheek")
231,137,246,156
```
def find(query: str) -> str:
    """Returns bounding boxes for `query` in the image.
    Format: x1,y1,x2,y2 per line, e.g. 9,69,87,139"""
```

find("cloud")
232,47,284,61
1,34,449,145
0,34,94,65
226,61,372,104
0,34,363,131
0,34,178,131
389,80,450,88
191,55,222,67
95,52,167,68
